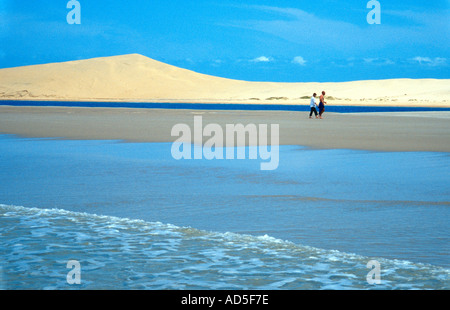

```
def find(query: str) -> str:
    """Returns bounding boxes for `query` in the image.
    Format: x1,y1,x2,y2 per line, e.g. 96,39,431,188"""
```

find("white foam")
1,203,449,290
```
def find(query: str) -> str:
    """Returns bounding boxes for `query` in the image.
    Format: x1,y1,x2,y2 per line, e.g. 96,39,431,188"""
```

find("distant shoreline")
1,100,450,113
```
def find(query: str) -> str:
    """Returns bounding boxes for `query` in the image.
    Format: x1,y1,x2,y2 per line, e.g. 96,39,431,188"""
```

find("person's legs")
319,103,324,118
319,108,324,118
309,107,318,118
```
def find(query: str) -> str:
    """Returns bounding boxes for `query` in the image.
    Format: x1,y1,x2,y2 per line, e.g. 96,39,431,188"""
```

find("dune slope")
0,54,449,106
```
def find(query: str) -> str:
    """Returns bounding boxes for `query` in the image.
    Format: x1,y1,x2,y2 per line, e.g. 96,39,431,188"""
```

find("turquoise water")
0,135,449,289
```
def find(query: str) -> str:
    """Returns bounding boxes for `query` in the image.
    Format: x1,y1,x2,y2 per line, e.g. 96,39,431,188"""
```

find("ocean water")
0,135,448,289
2,100,450,113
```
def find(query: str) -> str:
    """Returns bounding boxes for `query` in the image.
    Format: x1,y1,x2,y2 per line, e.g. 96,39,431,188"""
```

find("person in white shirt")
309,93,318,119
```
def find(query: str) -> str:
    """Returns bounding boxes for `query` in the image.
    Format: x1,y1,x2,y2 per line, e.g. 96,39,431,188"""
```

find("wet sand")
0,106,449,152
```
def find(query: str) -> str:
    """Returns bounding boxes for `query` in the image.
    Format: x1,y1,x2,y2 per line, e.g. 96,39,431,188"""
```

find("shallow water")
2,100,450,113
0,135,448,289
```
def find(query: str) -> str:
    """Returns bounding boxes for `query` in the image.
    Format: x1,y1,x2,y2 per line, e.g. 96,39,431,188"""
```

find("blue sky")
1,0,449,82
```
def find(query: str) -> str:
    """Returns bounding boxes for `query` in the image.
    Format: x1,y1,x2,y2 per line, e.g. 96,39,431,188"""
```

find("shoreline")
1,98,449,108
1,106,450,153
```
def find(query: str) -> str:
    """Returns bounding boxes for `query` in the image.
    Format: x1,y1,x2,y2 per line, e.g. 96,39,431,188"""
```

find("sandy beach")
1,106,449,152
1,54,449,152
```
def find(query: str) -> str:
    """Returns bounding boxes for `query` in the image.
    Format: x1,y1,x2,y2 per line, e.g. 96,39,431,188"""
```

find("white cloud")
251,56,271,63
292,56,307,66
363,58,395,65
411,57,447,66
412,56,431,64
230,6,367,52
211,59,224,67
227,5,450,55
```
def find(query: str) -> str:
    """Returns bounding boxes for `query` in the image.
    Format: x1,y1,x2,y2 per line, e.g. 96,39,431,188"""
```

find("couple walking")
309,91,327,119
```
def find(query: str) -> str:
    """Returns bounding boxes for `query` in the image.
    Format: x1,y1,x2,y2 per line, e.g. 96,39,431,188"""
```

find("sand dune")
0,54,449,107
